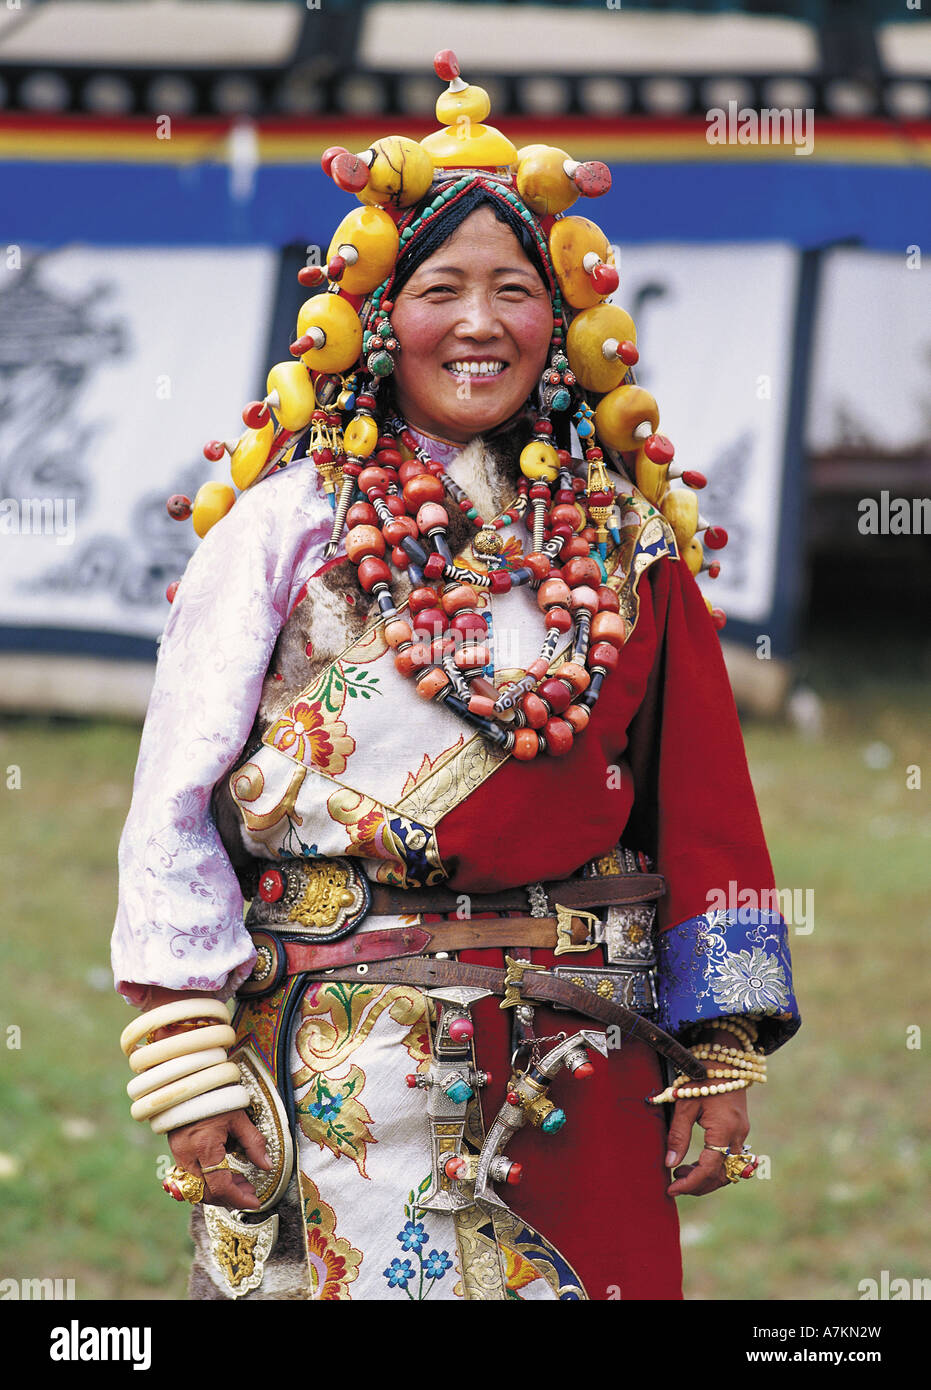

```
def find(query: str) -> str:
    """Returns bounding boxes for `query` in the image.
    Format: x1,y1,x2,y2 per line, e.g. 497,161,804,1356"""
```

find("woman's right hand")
167,1108,272,1211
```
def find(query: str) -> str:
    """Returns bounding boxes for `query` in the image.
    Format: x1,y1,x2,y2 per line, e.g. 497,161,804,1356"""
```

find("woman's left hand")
664,1088,750,1197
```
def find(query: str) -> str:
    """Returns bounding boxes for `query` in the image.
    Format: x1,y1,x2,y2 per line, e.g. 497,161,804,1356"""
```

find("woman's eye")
500,283,531,295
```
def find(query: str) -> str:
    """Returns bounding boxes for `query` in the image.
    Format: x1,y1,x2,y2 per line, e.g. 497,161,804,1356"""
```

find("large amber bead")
516,144,578,216
566,304,638,394
549,217,612,310
266,361,316,433
343,413,379,458
192,481,236,538
594,384,659,453
519,440,560,482
661,488,700,554
326,206,399,294
358,136,434,209
296,293,363,374
229,419,275,491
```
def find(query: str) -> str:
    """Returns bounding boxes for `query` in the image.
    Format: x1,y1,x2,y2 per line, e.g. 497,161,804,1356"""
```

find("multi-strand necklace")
337,401,626,761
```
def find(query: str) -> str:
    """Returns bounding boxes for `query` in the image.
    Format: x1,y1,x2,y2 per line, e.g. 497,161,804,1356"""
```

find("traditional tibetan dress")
113,421,800,1301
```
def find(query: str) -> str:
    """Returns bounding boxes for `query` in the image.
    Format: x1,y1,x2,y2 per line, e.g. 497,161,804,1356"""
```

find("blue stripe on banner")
2,161,928,252
0,625,158,662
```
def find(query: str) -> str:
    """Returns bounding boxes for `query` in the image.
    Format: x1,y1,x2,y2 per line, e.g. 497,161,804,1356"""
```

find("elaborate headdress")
167,50,726,647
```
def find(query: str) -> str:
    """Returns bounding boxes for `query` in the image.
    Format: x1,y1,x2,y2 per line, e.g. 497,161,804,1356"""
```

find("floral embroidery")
292,983,431,1178
298,1172,363,1300
656,909,800,1050
383,1177,456,1300
266,698,356,775
711,946,790,1012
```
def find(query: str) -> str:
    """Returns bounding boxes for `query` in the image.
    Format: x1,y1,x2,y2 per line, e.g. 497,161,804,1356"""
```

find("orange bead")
384,619,412,648
544,606,573,635
512,729,540,761
537,578,571,611
345,524,385,564
442,584,480,615
562,556,602,589
564,703,590,733
590,611,627,650
402,473,445,510
543,717,574,756
455,645,489,669
519,692,548,729
523,551,552,582
569,585,599,614
528,658,550,681
415,667,450,700
468,694,496,718
557,661,590,694
560,536,590,560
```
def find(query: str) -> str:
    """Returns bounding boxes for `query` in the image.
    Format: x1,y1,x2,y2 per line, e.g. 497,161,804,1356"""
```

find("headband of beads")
166,48,727,627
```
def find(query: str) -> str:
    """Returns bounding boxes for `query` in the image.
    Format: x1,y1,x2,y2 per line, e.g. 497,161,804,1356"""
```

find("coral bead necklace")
341,411,626,760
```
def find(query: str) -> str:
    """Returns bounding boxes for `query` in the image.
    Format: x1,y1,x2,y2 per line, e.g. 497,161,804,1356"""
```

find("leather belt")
242,914,602,998
366,874,666,916
301,956,705,1081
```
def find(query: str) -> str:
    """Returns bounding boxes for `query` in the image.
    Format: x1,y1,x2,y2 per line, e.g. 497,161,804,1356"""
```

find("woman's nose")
452,293,506,340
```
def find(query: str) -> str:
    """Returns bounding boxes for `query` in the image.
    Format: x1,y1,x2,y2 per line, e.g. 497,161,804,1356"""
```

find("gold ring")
162,1165,205,1204
202,1157,232,1175
723,1146,758,1183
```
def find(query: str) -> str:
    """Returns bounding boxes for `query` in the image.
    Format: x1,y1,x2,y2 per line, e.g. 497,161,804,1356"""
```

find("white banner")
0,246,278,643
610,242,800,625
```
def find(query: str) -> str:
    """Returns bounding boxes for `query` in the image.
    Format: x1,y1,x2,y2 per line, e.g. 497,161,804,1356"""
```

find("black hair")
391,183,552,298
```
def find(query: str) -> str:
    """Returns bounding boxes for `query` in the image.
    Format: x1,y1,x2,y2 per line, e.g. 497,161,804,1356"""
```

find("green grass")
0,653,928,1302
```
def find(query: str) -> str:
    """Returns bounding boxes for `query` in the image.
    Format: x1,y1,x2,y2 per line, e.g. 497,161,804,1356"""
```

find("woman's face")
389,205,554,445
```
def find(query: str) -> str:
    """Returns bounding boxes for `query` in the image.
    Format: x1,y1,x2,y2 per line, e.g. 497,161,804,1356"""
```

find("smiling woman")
112,49,799,1303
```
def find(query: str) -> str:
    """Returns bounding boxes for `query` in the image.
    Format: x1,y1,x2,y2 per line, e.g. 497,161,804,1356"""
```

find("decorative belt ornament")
250,855,371,942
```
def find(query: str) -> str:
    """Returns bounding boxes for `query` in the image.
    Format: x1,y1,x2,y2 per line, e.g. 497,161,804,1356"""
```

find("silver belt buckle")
552,963,657,1016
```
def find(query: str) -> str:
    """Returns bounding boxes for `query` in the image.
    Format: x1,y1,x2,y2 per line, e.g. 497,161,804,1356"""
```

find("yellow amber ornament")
634,444,670,508
566,304,638,394
681,535,705,576
265,361,316,433
192,481,236,538
358,135,434,209
516,145,580,216
326,206,399,295
549,217,612,310
660,488,699,554
422,76,518,169
343,413,378,458
594,384,660,453
519,440,560,482
229,419,275,491
296,292,363,374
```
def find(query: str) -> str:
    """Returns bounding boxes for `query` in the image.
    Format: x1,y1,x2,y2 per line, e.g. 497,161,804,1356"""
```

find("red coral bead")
538,678,571,715
165,581,180,603
562,556,602,589
488,570,512,595
403,474,445,510
597,586,620,612
383,515,418,547
644,433,675,467
423,553,446,581
409,587,439,614
450,610,487,639
166,494,192,521
560,536,590,561
259,869,285,903
358,466,389,494
412,607,448,639
590,262,620,296
511,730,540,762
356,556,391,592
543,606,573,634
519,692,548,729
589,641,619,672
543,717,574,756
346,501,378,529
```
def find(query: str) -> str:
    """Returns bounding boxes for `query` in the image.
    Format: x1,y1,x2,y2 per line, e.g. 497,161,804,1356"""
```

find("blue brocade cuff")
656,909,801,1053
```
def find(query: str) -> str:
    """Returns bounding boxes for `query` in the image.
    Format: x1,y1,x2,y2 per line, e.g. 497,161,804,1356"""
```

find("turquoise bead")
444,1078,473,1104
542,1109,566,1134
552,388,570,412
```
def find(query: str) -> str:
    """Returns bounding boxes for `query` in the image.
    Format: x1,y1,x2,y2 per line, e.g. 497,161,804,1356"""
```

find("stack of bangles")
119,997,250,1135
647,1015,767,1107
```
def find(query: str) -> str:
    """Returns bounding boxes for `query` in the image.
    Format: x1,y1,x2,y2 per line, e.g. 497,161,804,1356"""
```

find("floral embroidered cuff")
656,908,800,1053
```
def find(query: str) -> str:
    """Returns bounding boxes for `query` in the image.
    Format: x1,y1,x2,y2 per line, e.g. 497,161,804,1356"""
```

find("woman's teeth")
445,360,507,377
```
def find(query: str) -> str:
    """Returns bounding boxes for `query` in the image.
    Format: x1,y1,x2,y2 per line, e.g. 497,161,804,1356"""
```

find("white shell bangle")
126,1047,230,1101
120,997,230,1057
149,1083,252,1135
130,1061,243,1123
128,1024,236,1075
